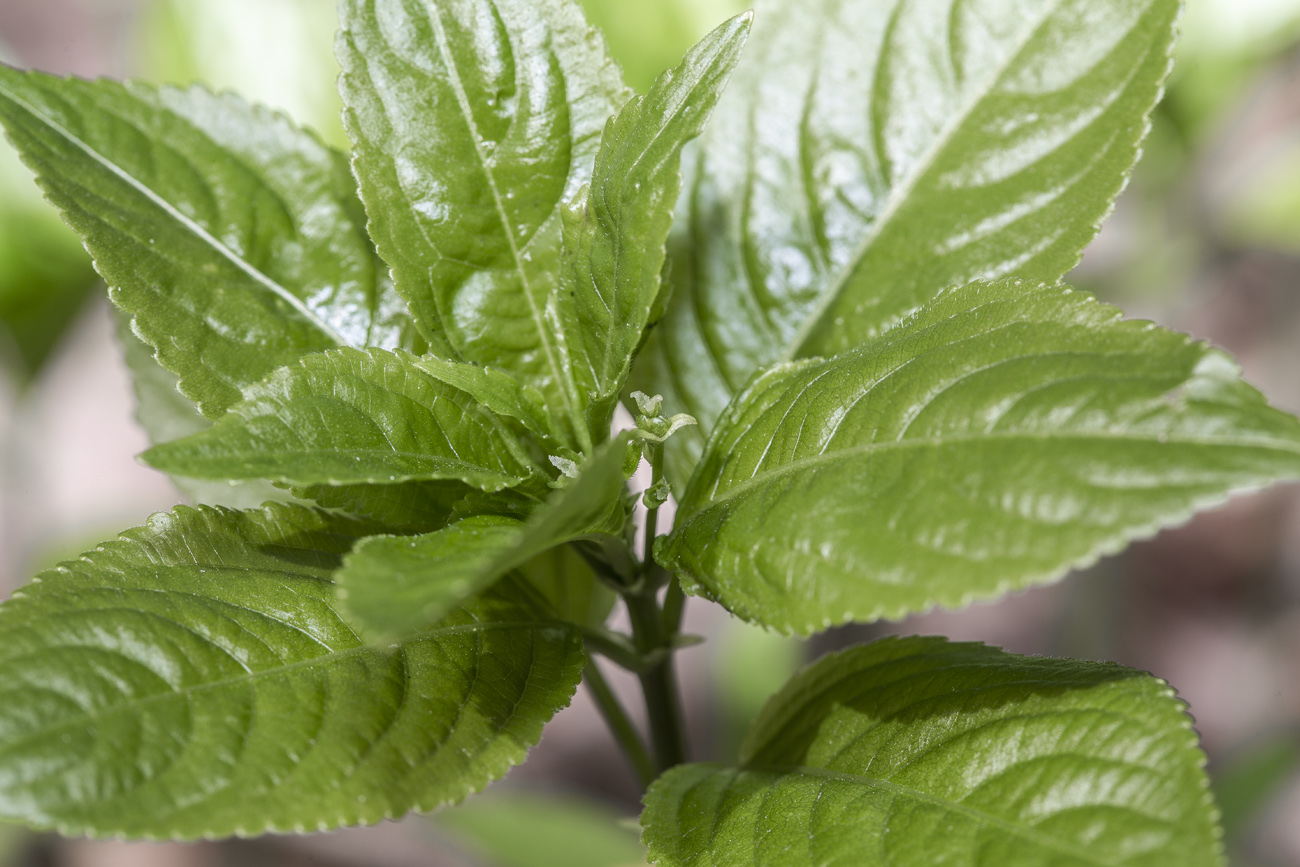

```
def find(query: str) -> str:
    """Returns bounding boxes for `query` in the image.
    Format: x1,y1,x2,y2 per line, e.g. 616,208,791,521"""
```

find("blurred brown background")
2,0,1300,865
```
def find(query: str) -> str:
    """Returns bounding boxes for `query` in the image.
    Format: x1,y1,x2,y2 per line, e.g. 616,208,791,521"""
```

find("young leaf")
413,356,558,444
632,0,1182,487
0,71,410,417
561,13,750,436
643,636,1223,867
663,280,1300,634
338,433,633,639
142,347,541,492
0,504,585,838
338,0,629,444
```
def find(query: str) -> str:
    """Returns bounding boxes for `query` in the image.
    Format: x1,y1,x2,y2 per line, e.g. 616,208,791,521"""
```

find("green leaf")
0,504,584,838
632,0,1182,488
338,433,633,639
338,0,629,444
0,71,412,417
561,14,750,437
116,314,295,509
663,280,1300,634
517,543,617,630
142,347,541,492
413,356,558,444
642,636,1224,867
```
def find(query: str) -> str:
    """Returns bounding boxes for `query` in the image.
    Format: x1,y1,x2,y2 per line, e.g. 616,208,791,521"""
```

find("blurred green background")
2,1,1300,865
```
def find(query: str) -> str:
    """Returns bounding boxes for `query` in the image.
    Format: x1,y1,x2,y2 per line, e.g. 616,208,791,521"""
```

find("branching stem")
584,660,655,788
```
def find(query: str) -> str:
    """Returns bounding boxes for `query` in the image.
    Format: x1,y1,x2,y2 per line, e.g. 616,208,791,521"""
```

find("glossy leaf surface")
643,636,1223,867
561,14,749,436
664,281,1300,633
338,0,628,438
633,0,1181,487
338,434,632,638
143,347,540,492
0,70,409,417
0,505,584,838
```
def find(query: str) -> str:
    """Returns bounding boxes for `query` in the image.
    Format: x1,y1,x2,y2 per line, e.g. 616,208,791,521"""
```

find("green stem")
584,660,654,788
642,440,664,570
626,590,687,773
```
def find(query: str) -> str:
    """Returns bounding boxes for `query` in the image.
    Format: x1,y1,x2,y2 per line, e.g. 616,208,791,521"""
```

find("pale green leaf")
142,347,541,492
633,0,1182,488
338,0,629,444
115,313,296,509
0,504,584,838
339,433,633,638
664,280,1300,634
437,792,645,867
517,543,618,630
643,636,1223,867
0,71,413,417
561,14,750,437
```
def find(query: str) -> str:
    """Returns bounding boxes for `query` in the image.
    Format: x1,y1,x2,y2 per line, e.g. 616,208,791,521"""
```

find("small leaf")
0,71,410,416
142,347,541,492
339,434,633,639
632,0,1183,488
560,13,750,436
297,480,473,536
664,280,1300,634
338,0,629,444
0,504,584,838
414,356,558,444
642,636,1224,867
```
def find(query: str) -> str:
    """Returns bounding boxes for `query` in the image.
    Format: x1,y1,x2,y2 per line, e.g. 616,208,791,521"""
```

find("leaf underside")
642,636,1224,867
665,280,1300,634
632,0,1182,489
0,504,583,839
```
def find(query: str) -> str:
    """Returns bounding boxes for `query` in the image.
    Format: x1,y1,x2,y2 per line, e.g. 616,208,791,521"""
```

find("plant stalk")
584,660,655,787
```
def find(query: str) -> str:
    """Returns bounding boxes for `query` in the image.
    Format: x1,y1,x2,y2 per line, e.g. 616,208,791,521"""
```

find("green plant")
0,0,1295,863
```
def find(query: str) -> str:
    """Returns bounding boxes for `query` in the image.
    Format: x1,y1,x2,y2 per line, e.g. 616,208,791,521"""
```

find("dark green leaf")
561,14,750,436
632,0,1182,488
296,480,472,536
0,71,411,416
338,0,629,446
0,504,584,838
664,280,1300,634
643,636,1223,867
338,433,633,638
414,356,558,444
142,347,541,492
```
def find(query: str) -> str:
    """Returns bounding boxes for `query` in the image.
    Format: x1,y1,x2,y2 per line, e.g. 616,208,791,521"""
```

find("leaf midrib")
686,429,1300,518
739,763,1121,867
0,77,349,348
0,620,569,756
780,0,1067,360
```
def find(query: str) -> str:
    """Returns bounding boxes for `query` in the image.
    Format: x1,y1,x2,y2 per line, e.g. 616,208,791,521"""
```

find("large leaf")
142,347,542,492
632,0,1182,487
338,0,629,444
561,13,750,437
663,280,1300,634
338,433,633,639
643,636,1223,867
0,71,412,417
0,504,584,838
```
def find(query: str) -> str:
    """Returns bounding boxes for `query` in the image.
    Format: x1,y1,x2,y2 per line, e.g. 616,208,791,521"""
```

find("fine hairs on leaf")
0,0,1292,863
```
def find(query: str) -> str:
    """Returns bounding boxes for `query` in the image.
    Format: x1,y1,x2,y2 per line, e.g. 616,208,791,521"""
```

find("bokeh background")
2,0,1300,864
